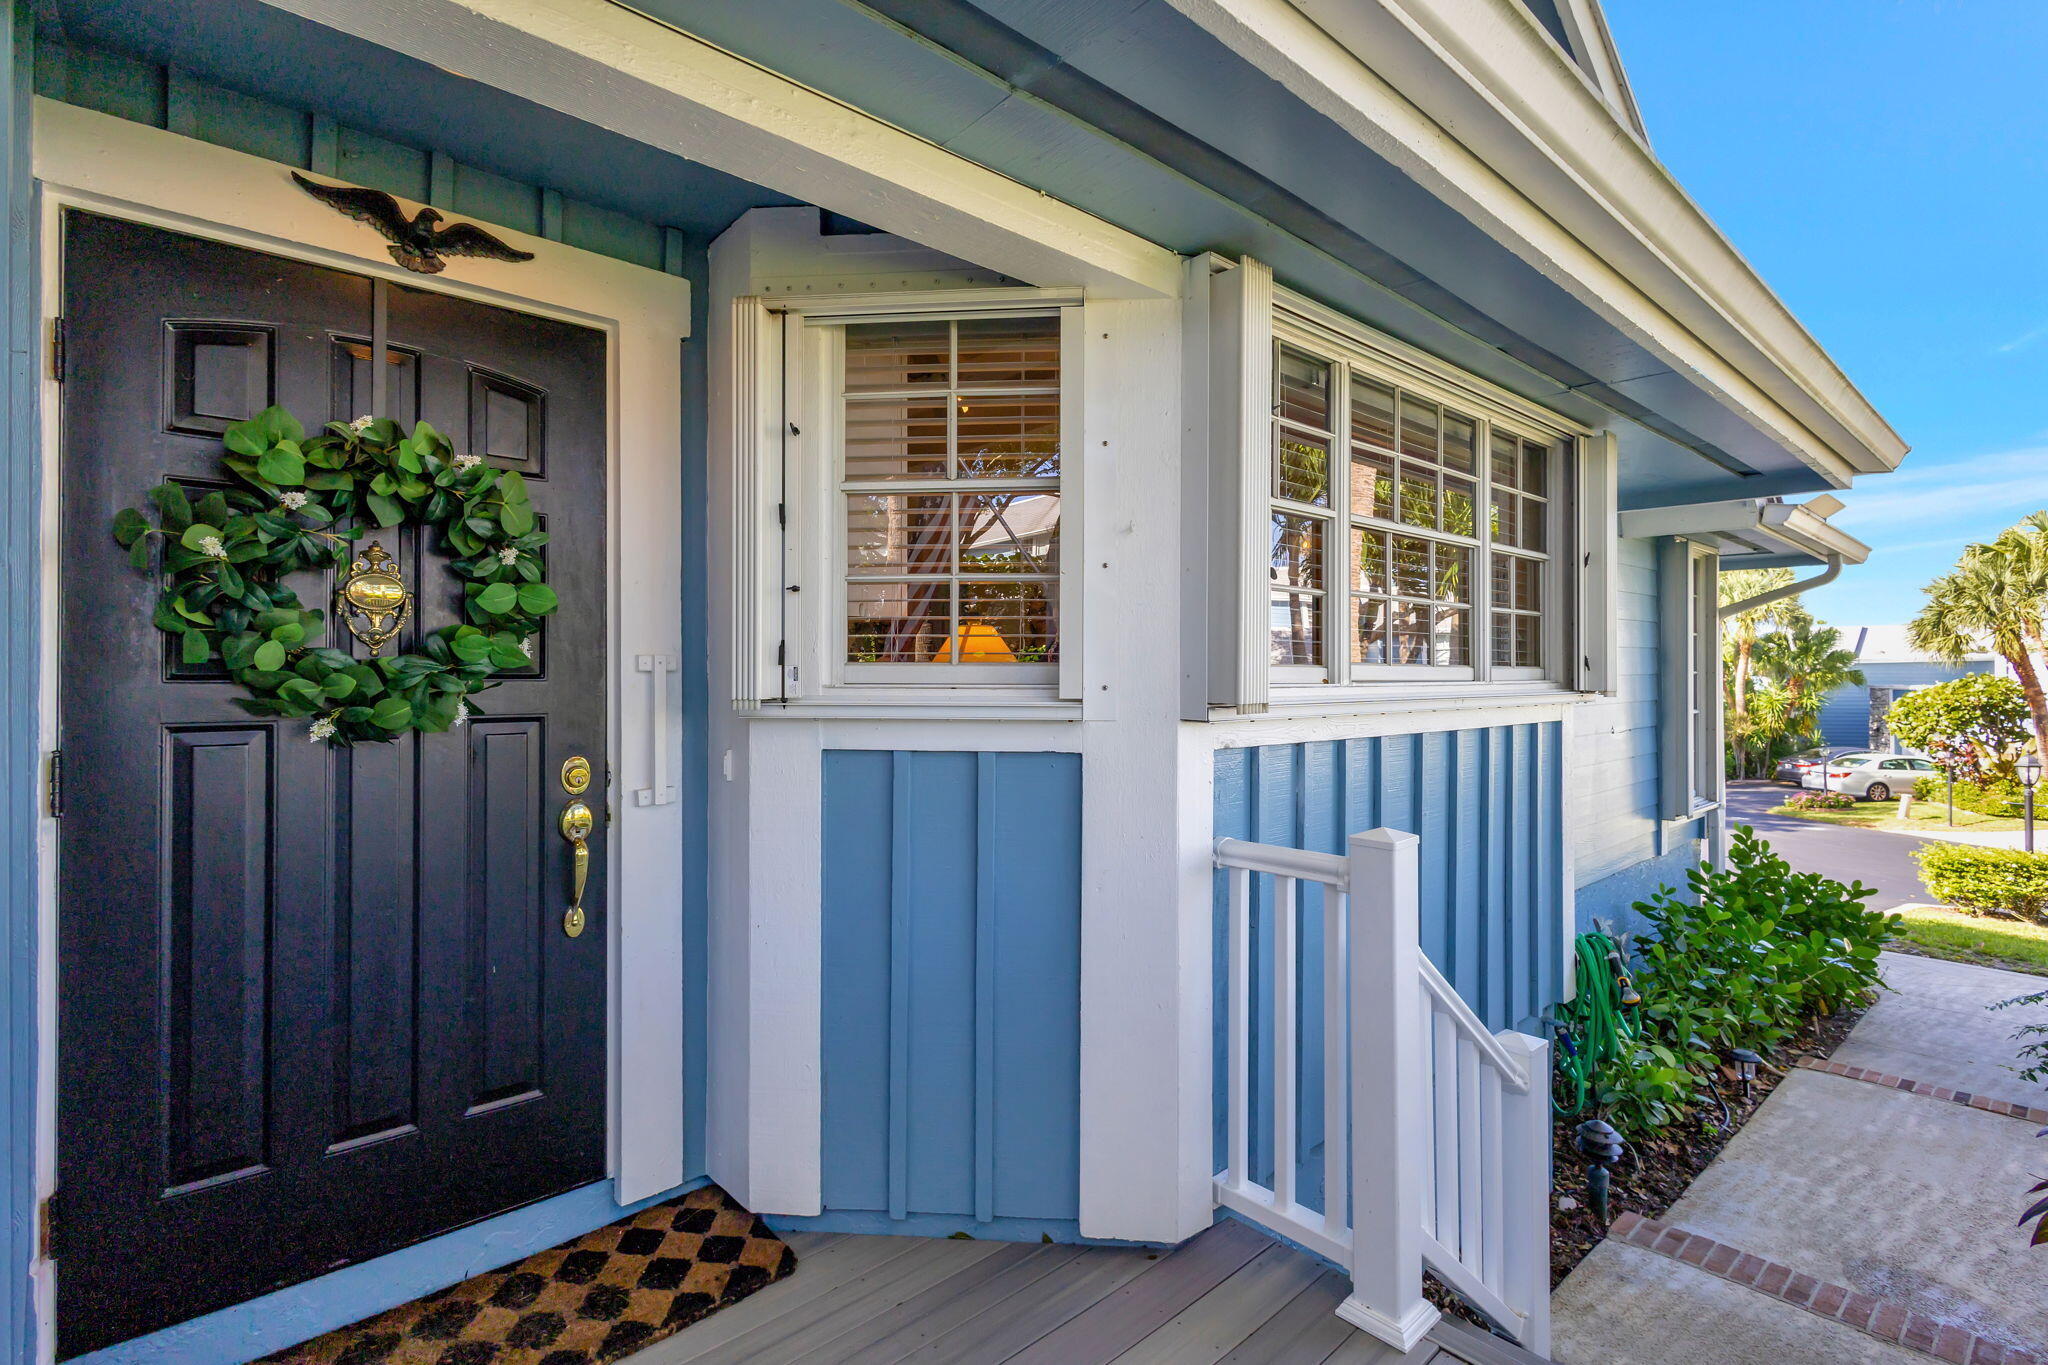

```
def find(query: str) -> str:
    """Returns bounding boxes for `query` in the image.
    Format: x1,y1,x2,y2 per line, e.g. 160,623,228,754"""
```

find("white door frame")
29,97,691,1341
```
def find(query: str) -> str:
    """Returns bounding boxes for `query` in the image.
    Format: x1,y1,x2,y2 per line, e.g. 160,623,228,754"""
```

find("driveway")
1724,781,1934,910
1552,952,2048,1364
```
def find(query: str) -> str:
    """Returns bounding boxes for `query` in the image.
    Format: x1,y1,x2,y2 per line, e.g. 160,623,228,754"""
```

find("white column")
1337,828,1441,1351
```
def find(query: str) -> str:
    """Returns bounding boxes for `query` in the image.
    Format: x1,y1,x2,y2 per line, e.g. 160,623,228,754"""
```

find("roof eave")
1167,0,1907,485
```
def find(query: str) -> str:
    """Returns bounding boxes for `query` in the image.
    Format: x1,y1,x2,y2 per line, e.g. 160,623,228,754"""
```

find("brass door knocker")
336,541,412,654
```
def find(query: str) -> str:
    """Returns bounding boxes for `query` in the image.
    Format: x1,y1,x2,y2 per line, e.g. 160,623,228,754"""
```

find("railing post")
1498,1029,1553,1357
1336,828,1441,1352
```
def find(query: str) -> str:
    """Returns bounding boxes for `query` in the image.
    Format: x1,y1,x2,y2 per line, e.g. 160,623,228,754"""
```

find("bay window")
1266,322,1569,687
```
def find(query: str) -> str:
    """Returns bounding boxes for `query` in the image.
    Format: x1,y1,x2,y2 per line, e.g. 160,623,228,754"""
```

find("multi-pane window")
840,315,1062,670
1268,334,1564,682
1269,348,1333,665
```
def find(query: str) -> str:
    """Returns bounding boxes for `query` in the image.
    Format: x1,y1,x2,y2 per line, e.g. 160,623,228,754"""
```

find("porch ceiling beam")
248,0,1183,298
1160,0,1908,486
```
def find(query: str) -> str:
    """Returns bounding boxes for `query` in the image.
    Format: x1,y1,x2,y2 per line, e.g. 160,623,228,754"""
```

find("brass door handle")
560,799,593,937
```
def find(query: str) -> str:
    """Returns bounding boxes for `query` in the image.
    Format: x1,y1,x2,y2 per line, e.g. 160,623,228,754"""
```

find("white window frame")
773,292,1084,706
1263,300,1584,699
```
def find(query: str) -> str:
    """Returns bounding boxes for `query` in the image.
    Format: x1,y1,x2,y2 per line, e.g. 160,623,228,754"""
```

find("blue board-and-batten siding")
1211,725,1565,1201
819,750,1083,1238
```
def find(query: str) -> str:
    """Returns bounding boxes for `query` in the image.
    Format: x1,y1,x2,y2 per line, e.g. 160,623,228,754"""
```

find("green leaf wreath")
111,406,556,745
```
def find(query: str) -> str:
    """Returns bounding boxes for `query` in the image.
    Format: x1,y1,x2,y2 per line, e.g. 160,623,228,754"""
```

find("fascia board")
1161,0,1905,483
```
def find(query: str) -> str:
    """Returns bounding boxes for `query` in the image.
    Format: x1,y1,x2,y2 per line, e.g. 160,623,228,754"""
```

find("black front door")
56,212,610,1357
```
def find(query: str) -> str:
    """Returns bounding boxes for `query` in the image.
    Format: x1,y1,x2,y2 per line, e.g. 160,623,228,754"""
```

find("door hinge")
45,749,61,818
47,318,64,383
776,502,786,527
775,640,785,666
38,1190,58,1260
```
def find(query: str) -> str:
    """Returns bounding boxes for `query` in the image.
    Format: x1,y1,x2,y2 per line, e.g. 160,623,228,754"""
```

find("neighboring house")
1818,625,1997,752
0,2,1901,1363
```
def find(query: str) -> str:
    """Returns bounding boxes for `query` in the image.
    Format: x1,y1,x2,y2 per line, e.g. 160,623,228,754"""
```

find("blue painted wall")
818,750,1083,1239
1573,843,1698,945
1818,661,1990,750
1211,724,1566,1203
33,37,702,275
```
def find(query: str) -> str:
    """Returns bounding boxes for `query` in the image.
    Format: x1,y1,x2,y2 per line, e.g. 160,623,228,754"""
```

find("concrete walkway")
1551,952,2048,1365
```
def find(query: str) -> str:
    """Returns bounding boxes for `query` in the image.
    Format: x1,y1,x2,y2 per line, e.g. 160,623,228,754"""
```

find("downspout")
1716,554,1844,619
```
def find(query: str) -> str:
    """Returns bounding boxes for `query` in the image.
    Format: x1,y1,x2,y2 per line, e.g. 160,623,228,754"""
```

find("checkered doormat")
266,1185,797,1365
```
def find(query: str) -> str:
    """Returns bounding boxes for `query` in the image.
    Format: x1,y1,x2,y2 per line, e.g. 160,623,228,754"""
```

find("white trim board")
30,99,692,1348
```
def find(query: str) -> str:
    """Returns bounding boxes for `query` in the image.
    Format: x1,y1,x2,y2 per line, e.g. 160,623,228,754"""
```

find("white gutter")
1618,496,1870,566
1615,495,1869,618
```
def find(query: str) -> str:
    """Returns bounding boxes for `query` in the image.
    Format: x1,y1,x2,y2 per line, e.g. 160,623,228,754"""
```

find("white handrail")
1213,836,1348,883
1213,828,1552,1357
1418,956,1532,1092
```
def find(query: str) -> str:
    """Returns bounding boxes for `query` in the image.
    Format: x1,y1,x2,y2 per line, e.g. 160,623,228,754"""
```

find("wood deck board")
635,1235,932,1364
672,1238,1004,1365
1323,1331,1432,1363
1001,1220,1271,1365
1426,1314,1551,1365
626,1220,1536,1365
805,1242,1092,1365
1212,1269,1357,1365
1107,1243,1328,1365
892,1245,1160,1364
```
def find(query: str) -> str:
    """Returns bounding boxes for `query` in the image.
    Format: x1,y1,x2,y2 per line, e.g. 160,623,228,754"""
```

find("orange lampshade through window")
931,620,1018,663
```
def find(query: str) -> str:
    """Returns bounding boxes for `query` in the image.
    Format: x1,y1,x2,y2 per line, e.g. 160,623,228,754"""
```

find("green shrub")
1786,791,1856,811
1592,827,1896,1137
1912,775,2027,818
1914,842,2048,918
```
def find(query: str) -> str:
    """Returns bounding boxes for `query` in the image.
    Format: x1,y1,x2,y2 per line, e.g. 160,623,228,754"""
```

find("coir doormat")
266,1185,797,1365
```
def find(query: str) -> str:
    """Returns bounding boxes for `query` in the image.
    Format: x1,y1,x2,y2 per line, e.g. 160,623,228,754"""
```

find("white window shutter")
1202,256,1273,714
1574,431,1620,696
1655,536,1700,822
727,295,783,709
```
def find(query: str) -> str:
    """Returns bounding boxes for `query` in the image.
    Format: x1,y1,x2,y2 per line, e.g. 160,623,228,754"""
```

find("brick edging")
1795,1057,2048,1125
1609,1213,2039,1365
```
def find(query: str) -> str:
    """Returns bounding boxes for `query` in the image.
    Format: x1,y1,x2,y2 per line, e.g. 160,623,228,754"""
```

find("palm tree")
1910,521,2048,744
1720,568,1807,777
1753,619,1865,745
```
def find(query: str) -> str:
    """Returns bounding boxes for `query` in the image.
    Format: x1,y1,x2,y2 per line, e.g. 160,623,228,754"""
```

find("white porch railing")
1214,829,1552,1356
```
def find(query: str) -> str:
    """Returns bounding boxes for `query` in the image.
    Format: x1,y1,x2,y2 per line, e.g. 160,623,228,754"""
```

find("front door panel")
55,212,610,1357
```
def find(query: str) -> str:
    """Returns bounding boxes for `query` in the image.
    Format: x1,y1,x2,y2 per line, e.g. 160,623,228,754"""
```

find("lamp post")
2021,754,2042,854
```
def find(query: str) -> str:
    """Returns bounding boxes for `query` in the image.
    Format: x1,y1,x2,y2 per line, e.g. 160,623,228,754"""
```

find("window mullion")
1330,362,1352,684
1475,416,1494,683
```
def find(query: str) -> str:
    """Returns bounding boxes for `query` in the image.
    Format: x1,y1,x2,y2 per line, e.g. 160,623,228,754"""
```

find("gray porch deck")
634,1218,1546,1365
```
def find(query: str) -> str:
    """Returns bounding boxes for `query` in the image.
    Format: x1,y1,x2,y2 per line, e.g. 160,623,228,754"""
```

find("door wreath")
111,406,556,745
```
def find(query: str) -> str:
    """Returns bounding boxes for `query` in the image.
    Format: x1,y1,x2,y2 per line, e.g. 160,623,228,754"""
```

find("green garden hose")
1552,930,1640,1116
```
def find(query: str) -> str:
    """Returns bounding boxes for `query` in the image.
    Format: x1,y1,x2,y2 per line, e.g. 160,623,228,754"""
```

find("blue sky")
1604,1,2048,628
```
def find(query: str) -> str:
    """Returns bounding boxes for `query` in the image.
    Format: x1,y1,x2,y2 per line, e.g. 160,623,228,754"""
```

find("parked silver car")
1775,746,1877,786
1802,753,1938,801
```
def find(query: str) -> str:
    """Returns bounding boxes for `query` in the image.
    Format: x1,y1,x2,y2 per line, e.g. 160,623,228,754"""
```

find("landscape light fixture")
1572,1119,1625,1227
1730,1048,1761,1102
2022,754,2042,854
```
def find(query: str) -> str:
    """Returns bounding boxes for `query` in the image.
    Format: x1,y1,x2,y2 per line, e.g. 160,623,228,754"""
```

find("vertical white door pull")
634,653,678,807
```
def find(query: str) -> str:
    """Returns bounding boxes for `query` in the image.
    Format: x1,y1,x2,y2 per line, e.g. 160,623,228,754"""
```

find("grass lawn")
1770,799,2028,834
1891,904,2048,975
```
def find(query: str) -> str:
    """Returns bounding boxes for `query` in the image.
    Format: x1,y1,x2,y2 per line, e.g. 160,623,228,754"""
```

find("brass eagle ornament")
291,172,535,274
